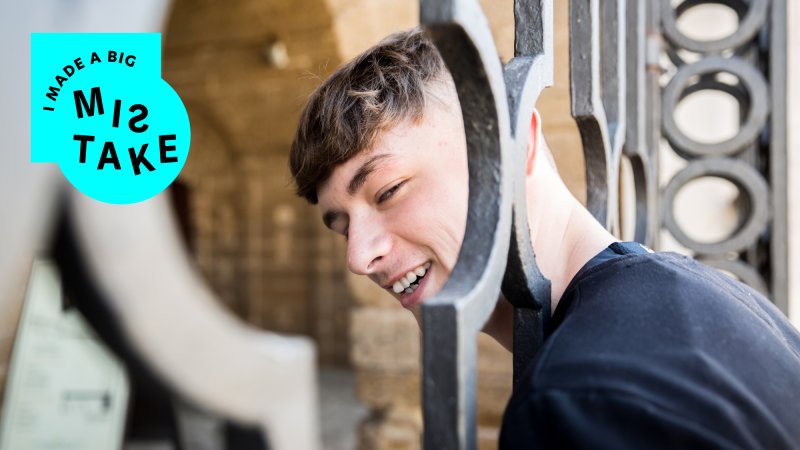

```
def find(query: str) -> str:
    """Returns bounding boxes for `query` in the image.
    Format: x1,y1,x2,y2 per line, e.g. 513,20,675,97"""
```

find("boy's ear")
526,109,541,176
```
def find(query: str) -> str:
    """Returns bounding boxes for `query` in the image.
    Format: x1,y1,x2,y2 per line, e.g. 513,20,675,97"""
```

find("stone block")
477,333,512,376
350,307,420,371
355,369,420,410
478,426,501,450
358,405,422,450
476,372,512,426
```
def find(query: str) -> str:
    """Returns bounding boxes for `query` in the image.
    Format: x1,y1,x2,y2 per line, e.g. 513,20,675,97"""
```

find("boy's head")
290,28,448,204
289,28,469,312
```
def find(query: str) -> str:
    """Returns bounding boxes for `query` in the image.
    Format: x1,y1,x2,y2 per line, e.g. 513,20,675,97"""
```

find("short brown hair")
289,28,447,204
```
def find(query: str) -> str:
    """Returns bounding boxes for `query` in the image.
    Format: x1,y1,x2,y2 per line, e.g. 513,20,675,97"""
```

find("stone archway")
161,0,363,365
174,102,247,316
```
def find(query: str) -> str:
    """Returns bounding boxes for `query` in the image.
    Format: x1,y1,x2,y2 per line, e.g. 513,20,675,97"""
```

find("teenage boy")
290,29,800,449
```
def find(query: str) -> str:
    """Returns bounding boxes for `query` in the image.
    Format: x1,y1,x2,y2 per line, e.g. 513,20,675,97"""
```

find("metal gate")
419,0,787,447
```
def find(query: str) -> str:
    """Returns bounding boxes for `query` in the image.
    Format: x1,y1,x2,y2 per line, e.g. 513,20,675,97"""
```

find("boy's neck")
527,166,617,313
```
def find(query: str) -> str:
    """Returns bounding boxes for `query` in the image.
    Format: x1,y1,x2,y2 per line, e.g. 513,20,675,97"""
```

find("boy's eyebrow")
323,153,393,230
347,154,391,195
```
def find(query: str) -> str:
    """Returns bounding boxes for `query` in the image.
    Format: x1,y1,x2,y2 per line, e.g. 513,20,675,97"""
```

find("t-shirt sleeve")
499,388,739,450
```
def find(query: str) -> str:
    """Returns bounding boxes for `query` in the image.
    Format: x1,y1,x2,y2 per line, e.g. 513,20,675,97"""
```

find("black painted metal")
420,0,555,446
569,0,628,231
661,0,768,54
662,158,770,255
657,0,787,311
769,0,789,312
662,57,769,159
624,0,660,245
418,0,787,447
420,1,515,447
502,0,553,387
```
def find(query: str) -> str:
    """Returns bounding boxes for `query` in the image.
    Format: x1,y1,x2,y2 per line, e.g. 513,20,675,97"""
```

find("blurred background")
0,1,798,449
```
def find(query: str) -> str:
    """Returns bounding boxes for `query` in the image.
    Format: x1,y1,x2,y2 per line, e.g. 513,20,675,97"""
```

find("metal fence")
419,0,787,447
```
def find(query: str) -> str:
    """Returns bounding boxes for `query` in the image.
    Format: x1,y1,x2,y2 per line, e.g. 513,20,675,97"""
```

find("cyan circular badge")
31,33,191,204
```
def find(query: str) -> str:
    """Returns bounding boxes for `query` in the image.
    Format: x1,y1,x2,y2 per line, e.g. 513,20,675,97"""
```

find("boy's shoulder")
500,251,800,449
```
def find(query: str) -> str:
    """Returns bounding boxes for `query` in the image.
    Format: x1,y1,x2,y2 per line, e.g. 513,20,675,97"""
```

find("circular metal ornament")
661,0,768,54
622,153,652,245
662,158,769,255
662,56,768,159
665,42,754,69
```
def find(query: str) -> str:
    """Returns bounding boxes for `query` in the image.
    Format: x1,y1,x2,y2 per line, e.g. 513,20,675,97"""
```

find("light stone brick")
356,370,420,409
478,426,501,450
358,405,422,450
350,308,420,371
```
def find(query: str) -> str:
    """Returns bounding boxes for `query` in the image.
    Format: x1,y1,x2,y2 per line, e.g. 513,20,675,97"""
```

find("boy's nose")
346,219,392,277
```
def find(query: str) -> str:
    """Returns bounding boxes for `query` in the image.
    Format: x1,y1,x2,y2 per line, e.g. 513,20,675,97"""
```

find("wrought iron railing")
419,0,787,448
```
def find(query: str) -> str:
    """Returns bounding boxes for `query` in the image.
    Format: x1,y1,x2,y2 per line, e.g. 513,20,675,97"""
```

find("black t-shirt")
500,243,800,449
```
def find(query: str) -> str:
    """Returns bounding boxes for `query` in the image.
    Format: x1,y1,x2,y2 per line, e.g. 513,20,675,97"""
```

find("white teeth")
391,263,431,295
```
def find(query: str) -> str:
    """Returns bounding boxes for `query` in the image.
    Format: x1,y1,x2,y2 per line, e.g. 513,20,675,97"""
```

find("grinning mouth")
392,262,432,295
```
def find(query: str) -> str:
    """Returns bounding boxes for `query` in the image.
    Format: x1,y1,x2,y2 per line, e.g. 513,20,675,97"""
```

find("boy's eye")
378,181,405,204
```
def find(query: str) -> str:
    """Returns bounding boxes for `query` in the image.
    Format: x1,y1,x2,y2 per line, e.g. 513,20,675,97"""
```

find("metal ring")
662,56,768,158
662,158,769,255
697,257,769,296
624,153,652,245
665,41,754,69
662,0,768,54
679,76,750,108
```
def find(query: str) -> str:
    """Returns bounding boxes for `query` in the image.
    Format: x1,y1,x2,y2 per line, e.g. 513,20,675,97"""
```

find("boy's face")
317,98,468,315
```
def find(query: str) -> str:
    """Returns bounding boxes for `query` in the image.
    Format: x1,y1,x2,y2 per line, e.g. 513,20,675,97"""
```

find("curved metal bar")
626,154,651,244
601,0,627,159
767,0,789,311
514,0,550,57
662,56,769,159
661,0,768,54
65,189,320,450
662,158,770,256
679,77,751,109
623,0,657,246
502,56,552,385
421,0,514,447
501,0,553,386
664,40,755,68
569,0,625,230
624,0,646,160
643,0,663,249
